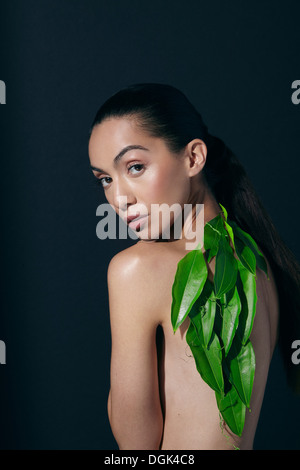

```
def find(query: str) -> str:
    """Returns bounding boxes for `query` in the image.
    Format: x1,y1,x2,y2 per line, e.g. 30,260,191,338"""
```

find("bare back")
107,238,279,450
134,238,279,450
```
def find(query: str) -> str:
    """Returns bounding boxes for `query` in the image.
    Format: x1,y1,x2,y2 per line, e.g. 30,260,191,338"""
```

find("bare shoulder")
107,240,173,286
107,241,179,326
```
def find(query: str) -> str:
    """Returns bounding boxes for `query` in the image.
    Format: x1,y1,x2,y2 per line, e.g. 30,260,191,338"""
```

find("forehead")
88,117,173,170
89,117,145,154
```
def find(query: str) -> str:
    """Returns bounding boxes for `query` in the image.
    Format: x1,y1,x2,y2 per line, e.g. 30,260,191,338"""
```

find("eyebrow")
90,144,149,173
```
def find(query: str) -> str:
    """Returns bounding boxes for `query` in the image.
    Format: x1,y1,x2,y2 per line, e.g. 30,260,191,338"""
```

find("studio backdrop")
0,0,299,449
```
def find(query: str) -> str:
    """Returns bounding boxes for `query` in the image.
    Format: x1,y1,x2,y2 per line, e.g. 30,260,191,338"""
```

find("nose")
111,176,135,213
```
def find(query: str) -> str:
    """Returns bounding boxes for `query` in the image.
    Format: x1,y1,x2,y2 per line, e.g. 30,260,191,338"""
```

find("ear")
184,139,207,177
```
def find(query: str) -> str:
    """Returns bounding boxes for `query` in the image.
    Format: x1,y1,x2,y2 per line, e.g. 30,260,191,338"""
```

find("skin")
89,117,280,450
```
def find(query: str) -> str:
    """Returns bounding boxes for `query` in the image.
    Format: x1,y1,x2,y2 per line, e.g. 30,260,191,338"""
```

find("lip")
126,214,142,224
127,214,148,231
125,213,147,223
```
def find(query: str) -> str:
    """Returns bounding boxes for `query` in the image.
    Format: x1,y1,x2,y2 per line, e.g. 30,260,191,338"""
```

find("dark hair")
90,82,300,393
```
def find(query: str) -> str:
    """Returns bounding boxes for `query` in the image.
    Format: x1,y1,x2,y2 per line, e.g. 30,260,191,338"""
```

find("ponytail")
204,134,300,393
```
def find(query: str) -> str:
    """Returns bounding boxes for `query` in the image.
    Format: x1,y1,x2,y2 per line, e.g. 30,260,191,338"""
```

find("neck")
160,182,221,250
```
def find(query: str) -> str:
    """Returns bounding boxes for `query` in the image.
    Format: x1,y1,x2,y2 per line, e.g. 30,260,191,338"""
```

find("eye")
128,163,145,175
95,176,112,188
93,163,144,190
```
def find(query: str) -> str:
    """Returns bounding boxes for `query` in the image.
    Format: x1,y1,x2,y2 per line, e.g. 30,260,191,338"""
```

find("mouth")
127,214,148,231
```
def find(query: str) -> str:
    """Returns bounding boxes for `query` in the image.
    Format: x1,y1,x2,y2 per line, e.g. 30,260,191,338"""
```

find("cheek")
145,163,189,205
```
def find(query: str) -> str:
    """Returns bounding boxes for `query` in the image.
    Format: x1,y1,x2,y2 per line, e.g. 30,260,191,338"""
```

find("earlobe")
186,139,207,177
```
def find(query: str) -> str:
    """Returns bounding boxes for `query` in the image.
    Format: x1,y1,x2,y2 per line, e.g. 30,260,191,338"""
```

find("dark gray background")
0,0,299,449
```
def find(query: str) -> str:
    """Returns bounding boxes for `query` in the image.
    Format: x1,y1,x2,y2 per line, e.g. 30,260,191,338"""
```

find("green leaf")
214,235,238,298
230,221,269,279
189,280,217,348
216,385,246,437
225,337,256,408
236,261,257,345
220,286,242,356
224,220,235,251
218,204,237,250
219,203,228,221
186,321,224,394
204,215,224,262
171,247,208,332
218,204,236,250
235,238,256,275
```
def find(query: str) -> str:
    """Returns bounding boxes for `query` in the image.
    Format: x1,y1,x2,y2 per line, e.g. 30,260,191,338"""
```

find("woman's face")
88,117,197,241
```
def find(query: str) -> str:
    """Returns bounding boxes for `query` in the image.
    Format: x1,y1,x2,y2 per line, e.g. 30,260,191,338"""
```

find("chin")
138,225,175,242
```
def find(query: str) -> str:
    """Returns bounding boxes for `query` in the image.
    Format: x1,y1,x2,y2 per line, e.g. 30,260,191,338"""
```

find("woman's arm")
106,249,164,450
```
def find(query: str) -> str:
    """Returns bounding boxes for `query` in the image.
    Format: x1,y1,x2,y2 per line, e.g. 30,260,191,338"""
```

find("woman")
88,83,300,450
